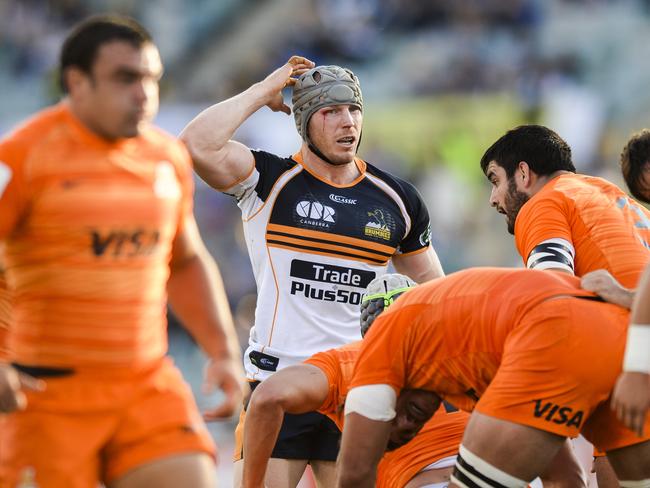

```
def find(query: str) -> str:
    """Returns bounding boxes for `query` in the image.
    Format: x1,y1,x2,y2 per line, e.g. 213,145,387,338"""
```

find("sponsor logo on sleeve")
419,223,431,246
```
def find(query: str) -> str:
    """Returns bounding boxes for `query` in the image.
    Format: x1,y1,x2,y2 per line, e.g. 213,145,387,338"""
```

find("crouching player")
337,267,650,488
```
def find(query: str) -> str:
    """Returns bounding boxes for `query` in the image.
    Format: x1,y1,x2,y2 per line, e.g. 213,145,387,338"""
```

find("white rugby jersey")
224,151,431,381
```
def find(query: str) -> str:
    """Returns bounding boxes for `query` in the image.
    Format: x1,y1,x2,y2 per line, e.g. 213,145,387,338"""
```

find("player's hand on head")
260,55,314,115
611,371,650,437
581,269,633,308
201,357,246,420
0,364,45,413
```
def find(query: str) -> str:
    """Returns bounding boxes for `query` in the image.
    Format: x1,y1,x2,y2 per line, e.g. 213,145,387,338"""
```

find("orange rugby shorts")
476,297,650,451
0,357,215,488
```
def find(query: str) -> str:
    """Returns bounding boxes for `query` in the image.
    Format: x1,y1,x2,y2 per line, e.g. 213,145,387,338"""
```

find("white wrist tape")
344,384,397,421
623,324,650,373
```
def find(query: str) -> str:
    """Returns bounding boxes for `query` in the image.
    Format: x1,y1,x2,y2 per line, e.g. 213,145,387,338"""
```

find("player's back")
515,173,650,288
356,267,594,410
0,103,193,369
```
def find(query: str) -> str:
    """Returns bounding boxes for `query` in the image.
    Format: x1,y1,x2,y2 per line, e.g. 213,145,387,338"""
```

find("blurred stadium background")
2,0,650,485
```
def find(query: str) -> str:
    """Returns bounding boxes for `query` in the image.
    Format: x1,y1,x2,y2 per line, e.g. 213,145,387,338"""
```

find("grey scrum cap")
359,273,417,338
291,65,363,141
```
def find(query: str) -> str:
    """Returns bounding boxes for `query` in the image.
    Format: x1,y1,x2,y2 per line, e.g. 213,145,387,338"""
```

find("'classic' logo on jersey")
364,209,391,240
295,200,336,228
532,399,584,428
329,193,357,205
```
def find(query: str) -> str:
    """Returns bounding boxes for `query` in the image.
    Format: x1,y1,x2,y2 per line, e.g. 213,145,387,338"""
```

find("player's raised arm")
179,56,314,190
242,364,329,488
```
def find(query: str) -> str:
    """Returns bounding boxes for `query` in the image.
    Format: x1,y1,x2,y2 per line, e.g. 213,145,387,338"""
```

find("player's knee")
619,480,650,488
450,445,528,488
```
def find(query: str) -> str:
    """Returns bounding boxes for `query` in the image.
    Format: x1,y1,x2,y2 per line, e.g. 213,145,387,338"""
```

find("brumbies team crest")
364,208,392,240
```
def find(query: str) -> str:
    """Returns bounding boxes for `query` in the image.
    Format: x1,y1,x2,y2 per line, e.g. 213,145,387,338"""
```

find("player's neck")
536,170,572,192
300,145,361,186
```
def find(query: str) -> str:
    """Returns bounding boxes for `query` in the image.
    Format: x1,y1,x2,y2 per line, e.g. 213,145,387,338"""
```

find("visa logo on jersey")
90,229,160,257
532,399,584,428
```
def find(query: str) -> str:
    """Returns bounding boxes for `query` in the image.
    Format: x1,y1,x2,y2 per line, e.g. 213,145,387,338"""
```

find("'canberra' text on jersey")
225,151,431,380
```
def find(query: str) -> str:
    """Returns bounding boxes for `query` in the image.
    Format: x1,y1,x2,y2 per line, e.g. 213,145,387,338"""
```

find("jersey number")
617,197,650,249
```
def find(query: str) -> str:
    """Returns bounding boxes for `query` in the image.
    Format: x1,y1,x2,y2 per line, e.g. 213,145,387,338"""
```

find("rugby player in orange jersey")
582,129,650,474
0,245,11,363
240,274,465,488
481,124,650,486
0,15,244,488
336,268,650,488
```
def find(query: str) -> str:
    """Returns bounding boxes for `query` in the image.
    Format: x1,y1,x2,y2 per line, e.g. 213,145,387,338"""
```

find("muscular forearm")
167,250,240,362
242,399,286,488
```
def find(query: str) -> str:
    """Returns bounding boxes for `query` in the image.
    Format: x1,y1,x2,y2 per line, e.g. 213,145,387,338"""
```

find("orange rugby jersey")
306,341,468,487
304,340,361,430
377,405,468,488
349,267,595,411
0,248,11,361
0,102,193,368
515,173,650,288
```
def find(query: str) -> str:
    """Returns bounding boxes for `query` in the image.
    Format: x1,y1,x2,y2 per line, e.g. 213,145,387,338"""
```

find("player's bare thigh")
606,440,650,481
109,453,216,488
310,460,336,488
452,411,566,485
233,458,308,488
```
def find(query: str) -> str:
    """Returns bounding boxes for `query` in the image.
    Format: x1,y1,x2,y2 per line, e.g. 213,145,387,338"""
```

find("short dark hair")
59,14,152,93
621,129,650,203
480,125,576,178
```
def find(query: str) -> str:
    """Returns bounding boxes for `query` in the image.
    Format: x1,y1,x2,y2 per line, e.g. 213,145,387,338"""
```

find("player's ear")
517,161,532,188
65,67,88,96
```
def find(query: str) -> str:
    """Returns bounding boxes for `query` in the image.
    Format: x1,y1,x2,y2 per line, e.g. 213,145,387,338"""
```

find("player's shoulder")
0,104,68,158
363,160,425,214
335,340,363,357
551,172,622,196
252,150,299,174
138,125,192,172
140,125,187,156
365,161,418,193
